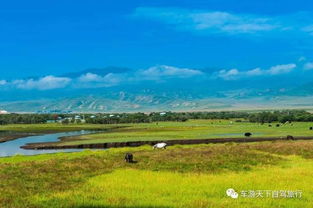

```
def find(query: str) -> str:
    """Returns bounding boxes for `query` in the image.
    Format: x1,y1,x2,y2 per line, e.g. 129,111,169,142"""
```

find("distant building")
46,120,56,124
160,112,166,116
74,115,81,119
0,110,8,114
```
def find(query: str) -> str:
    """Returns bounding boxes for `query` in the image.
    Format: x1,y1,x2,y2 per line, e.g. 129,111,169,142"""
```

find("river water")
0,130,99,157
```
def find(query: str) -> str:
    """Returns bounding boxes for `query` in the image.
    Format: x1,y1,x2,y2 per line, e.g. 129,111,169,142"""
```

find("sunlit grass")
33,156,312,208
2,141,313,207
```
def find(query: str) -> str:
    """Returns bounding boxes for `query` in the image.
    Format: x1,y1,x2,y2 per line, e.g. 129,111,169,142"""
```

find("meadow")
0,123,116,143
1,120,313,207
0,123,114,133
1,141,313,207
59,119,313,146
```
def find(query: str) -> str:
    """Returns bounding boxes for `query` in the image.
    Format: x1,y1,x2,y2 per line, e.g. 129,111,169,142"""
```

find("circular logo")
226,188,239,199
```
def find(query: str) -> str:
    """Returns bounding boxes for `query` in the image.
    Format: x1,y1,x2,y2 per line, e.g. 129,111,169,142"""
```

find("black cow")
244,132,252,137
287,135,295,140
310,127,313,130
125,153,133,163
276,124,280,127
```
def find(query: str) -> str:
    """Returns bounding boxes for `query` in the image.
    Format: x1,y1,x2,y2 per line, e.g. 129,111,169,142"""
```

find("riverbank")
0,132,37,143
21,135,309,150
18,119,313,150
0,123,122,143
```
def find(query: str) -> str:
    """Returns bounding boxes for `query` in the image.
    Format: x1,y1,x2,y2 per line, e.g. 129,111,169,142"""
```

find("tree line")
0,110,313,125
247,110,313,123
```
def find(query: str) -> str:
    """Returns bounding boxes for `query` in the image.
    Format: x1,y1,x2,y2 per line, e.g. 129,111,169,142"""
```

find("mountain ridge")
1,66,313,112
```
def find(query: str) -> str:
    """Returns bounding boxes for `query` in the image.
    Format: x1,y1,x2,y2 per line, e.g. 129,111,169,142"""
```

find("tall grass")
2,141,313,207
33,156,312,208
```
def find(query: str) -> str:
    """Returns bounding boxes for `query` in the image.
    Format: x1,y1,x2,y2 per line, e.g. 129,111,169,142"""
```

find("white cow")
153,142,167,149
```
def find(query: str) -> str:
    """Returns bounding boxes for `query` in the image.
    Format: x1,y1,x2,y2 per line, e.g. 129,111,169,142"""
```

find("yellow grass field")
1,140,313,208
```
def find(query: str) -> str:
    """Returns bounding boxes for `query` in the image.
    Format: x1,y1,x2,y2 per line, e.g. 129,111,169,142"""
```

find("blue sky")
1,0,313,85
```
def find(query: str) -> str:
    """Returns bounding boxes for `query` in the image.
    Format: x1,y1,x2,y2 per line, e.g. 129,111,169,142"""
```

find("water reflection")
0,130,100,157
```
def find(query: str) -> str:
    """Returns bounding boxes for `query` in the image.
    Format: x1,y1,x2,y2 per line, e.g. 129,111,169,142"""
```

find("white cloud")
78,73,103,82
0,63,300,90
213,14,275,33
76,65,203,87
14,76,71,90
76,65,203,86
139,65,203,79
135,7,279,35
217,69,240,80
246,68,264,76
304,62,313,70
0,65,204,90
135,7,313,36
77,73,124,87
216,63,296,80
267,64,296,75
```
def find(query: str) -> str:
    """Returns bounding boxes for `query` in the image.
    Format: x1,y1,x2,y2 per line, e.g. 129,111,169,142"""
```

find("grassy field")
0,123,117,133
1,120,313,207
2,120,313,146
1,141,313,207
0,123,119,143
59,119,313,145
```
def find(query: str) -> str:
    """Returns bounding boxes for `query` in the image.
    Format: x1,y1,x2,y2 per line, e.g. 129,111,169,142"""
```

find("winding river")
0,130,99,157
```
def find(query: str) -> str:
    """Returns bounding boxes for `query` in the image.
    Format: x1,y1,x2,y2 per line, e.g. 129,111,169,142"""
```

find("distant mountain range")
1,66,313,113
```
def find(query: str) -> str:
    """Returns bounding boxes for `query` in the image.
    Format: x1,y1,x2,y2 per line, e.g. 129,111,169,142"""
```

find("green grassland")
0,123,120,143
59,120,313,145
2,120,313,207
1,141,313,207
2,120,313,146
0,123,117,133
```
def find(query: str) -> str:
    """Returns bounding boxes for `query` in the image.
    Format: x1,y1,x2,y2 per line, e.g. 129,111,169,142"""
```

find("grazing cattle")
244,132,252,137
153,142,167,149
287,135,295,140
310,127,313,130
268,124,272,127
125,153,133,163
276,124,280,127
